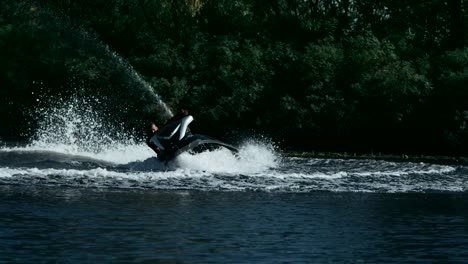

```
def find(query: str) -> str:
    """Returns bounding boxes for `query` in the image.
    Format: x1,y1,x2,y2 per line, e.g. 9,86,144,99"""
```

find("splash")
33,5,173,119
26,95,154,164
70,25,173,119
104,45,173,119
174,139,280,174
20,22,173,162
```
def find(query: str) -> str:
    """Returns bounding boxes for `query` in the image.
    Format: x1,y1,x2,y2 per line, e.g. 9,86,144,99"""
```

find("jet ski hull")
147,115,238,161
157,134,238,161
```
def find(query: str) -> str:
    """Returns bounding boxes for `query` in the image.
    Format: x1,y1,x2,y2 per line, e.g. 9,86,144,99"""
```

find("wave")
1,143,154,165
1,97,465,193
0,152,463,193
173,141,279,174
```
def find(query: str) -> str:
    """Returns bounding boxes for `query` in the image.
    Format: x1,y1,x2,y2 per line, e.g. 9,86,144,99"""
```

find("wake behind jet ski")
146,113,238,161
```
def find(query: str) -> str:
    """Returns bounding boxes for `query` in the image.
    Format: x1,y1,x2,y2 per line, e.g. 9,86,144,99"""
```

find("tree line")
0,0,467,155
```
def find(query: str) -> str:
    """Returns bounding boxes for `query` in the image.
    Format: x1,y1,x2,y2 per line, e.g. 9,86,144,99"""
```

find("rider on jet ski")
146,108,238,161
146,108,190,158
146,122,161,154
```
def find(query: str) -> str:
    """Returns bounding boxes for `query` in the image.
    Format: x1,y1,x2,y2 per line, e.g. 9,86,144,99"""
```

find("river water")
1,99,468,263
0,139,467,263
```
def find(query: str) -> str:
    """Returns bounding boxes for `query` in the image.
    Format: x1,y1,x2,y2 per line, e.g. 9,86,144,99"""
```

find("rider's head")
148,122,159,133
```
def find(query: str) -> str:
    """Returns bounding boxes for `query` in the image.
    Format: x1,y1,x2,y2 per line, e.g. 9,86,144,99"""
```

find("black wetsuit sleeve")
146,132,156,147
146,133,160,154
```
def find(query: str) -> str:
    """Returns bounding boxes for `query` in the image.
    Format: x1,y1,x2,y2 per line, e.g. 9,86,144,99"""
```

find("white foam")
1,143,154,164
288,171,347,179
12,95,157,164
0,168,18,178
0,161,464,193
351,165,456,177
0,166,207,181
174,141,279,174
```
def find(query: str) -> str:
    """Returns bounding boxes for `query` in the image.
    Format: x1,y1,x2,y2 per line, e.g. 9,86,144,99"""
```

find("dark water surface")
1,143,468,263
1,186,467,263
3,85,467,262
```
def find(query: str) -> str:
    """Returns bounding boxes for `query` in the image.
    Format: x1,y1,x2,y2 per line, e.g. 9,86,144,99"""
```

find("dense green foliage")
1,0,468,155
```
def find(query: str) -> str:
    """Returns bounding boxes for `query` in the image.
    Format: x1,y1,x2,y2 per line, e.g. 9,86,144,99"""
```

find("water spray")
33,5,174,120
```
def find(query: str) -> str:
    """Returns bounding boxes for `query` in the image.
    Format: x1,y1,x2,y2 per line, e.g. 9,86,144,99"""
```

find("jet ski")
148,115,238,161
